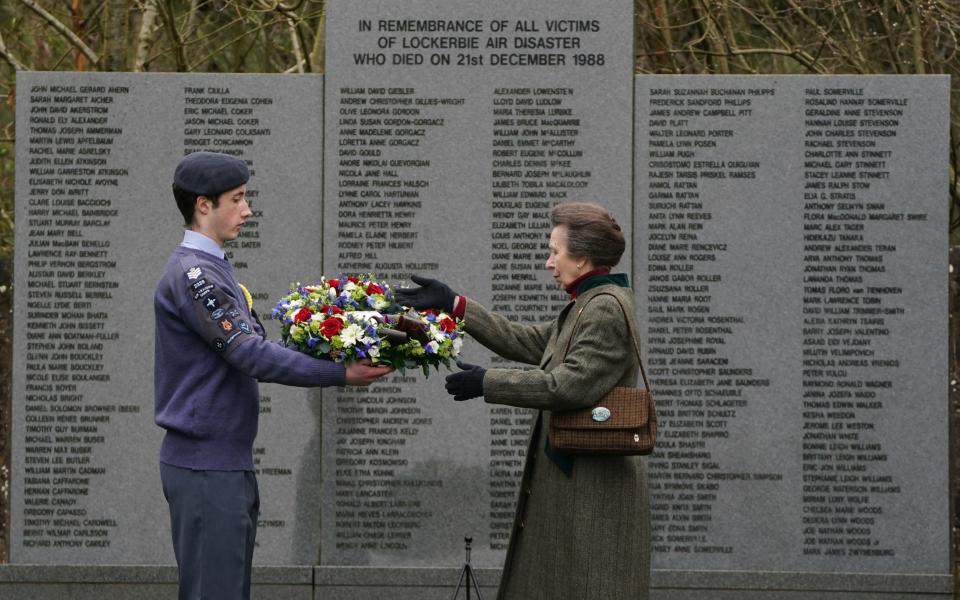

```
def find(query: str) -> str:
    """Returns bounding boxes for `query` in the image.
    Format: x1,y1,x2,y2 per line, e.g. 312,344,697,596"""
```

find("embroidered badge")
186,267,202,280
220,319,234,332
211,308,226,320
193,284,214,300
213,338,226,352
238,320,252,334
203,296,220,311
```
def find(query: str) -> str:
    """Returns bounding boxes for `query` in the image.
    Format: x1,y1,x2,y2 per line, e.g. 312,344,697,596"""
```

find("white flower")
371,296,389,311
310,312,324,321
344,281,358,293
425,341,439,354
340,323,363,347
452,337,463,355
351,311,382,324
328,287,337,300
430,325,446,343
368,346,380,358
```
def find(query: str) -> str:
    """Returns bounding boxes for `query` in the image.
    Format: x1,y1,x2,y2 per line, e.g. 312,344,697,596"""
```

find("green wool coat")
464,283,651,600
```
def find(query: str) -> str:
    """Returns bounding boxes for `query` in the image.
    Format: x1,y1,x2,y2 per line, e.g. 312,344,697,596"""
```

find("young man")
154,151,391,600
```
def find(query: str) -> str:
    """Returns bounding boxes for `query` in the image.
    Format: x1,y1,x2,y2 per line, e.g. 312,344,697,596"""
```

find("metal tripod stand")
450,536,484,600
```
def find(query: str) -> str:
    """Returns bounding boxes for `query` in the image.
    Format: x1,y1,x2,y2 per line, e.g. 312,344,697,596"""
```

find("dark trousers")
160,463,260,600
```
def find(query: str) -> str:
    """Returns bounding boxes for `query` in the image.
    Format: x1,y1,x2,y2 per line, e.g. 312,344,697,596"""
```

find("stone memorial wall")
636,75,949,574
7,11,951,600
13,72,325,564
321,0,633,567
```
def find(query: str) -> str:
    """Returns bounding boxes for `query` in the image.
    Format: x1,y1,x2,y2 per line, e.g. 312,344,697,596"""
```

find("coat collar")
572,276,631,307
564,267,611,297
576,272,629,296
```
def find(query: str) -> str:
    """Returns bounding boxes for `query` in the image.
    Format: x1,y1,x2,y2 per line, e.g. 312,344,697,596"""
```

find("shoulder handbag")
548,293,657,456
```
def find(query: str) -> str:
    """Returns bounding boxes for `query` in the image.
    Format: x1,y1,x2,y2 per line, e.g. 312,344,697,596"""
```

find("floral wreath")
272,274,464,375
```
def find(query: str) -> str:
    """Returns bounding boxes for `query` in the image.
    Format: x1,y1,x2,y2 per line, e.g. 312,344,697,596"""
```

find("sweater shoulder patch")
173,253,254,353
177,254,218,303
185,265,203,281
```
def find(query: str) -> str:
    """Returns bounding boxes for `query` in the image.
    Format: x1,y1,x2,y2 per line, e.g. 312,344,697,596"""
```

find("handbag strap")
561,292,650,391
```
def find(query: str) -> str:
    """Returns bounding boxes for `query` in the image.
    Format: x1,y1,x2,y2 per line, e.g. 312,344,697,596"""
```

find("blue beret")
174,151,249,196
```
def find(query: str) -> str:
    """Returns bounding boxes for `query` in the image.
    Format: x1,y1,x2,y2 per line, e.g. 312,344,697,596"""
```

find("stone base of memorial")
0,565,312,599
0,566,950,599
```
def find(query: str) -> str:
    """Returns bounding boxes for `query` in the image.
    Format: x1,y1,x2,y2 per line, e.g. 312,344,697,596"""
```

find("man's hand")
394,275,457,312
345,361,394,386
444,360,485,401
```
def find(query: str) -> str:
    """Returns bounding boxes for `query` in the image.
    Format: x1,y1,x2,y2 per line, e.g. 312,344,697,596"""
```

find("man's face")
201,184,251,246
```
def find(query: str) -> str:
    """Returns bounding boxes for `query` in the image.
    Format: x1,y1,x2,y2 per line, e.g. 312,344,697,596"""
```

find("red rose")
321,304,344,315
439,317,457,333
328,279,340,290
320,317,344,338
366,283,384,295
294,308,312,323
347,276,359,284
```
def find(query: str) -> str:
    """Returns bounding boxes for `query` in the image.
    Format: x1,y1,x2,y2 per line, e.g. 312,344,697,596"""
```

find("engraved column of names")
331,86,464,556
21,82,130,550
487,85,592,545
799,86,912,559
642,85,779,556
332,376,440,554
336,86,458,280
489,86,582,321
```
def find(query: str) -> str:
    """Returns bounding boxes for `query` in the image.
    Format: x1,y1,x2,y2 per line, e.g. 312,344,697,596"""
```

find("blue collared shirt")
180,230,225,260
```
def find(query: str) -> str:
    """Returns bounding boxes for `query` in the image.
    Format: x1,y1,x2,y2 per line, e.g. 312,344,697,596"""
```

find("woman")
396,202,650,600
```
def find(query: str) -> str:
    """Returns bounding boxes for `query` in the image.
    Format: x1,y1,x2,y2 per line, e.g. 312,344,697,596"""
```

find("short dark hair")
173,184,220,225
550,202,625,268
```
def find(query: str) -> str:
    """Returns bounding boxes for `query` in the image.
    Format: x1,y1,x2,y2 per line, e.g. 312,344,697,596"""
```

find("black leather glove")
445,360,485,401
394,274,457,312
